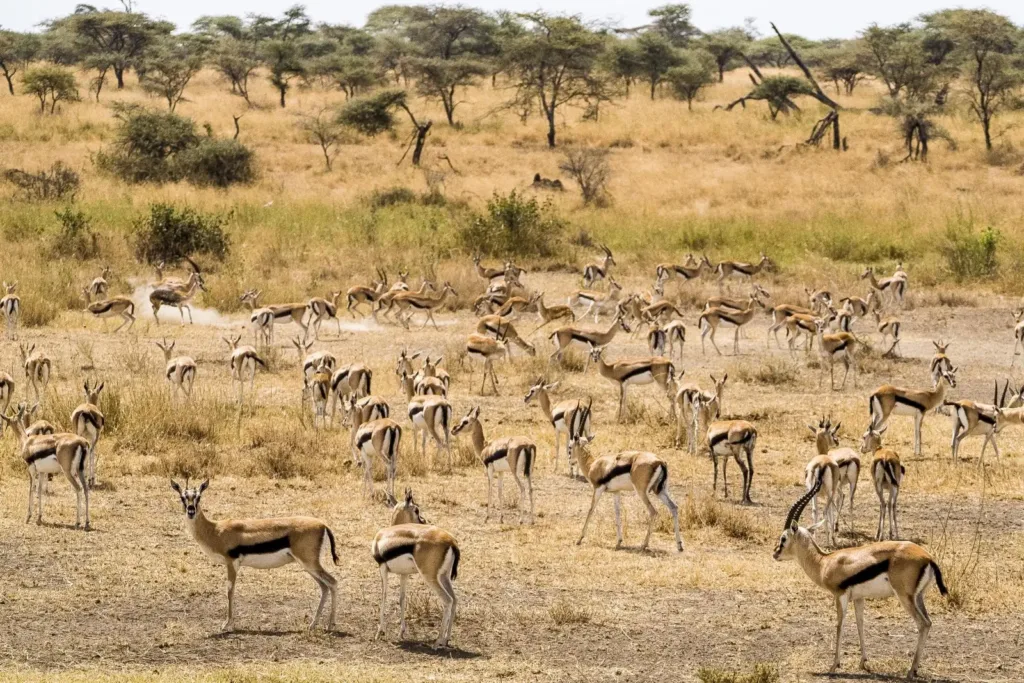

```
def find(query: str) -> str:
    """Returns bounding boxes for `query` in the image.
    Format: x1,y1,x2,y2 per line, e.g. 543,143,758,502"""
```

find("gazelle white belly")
605,474,633,492
489,458,511,473
623,372,654,386
240,549,294,569
31,456,62,476
848,573,895,600
891,404,921,417
385,553,418,575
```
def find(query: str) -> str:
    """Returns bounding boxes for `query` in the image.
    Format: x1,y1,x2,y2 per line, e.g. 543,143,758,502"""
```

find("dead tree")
770,23,844,151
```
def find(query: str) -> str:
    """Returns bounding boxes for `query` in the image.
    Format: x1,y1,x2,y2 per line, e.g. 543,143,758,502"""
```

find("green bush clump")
943,217,1000,281
459,190,565,258
133,203,230,265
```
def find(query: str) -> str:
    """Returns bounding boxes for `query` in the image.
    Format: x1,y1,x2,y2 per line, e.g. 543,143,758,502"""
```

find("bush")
3,162,80,201
97,104,255,187
368,186,418,208
459,190,566,258
943,218,1000,281
174,139,257,188
51,207,98,259
559,147,612,206
22,64,79,114
133,203,230,265
337,89,407,136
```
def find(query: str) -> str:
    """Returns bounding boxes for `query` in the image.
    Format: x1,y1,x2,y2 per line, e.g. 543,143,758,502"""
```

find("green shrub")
51,207,98,259
2,162,80,201
133,203,230,265
459,190,566,258
174,139,257,188
943,218,1000,281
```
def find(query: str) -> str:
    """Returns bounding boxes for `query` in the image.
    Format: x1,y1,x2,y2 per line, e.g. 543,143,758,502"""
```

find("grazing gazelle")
860,425,905,541
715,253,773,282
861,266,906,307
772,475,947,679
814,319,858,390
19,343,50,407
373,489,460,647
453,406,536,523
703,402,757,504
2,404,91,529
170,479,338,633
222,335,266,406
675,374,727,454
568,278,624,323
306,291,343,339
154,339,197,399
548,314,631,366
71,380,105,486
869,366,957,456
391,282,458,330
582,244,616,288
351,411,402,501
150,270,206,325
589,346,676,422
1,281,20,340
698,295,764,355
568,405,683,552
466,332,509,396
82,288,136,333
476,314,536,357
524,379,593,477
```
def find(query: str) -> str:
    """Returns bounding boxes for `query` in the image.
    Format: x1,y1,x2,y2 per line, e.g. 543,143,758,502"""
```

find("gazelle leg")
576,487,604,545
832,594,848,672
854,598,868,670
613,495,623,548
25,471,33,523
900,590,932,679
224,563,237,631
890,486,900,539
375,565,389,639
913,413,923,456
398,574,409,638
484,467,494,521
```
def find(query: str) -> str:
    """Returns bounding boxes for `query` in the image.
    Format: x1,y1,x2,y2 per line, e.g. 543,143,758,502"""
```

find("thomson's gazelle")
223,335,266,406
703,406,757,504
589,347,676,422
466,332,509,396
698,296,764,355
71,380,105,486
372,489,460,647
869,366,957,456
861,425,904,540
82,289,136,333
524,379,593,477
170,479,338,632
772,475,947,678
351,412,402,501
1,281,20,340
155,339,196,399
19,343,50,407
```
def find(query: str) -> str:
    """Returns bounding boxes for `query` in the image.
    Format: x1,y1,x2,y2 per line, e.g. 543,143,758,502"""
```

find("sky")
4,0,1024,38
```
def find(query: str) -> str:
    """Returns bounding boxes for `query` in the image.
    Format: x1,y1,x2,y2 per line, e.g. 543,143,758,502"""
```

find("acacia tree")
603,39,643,96
634,32,681,99
23,64,80,114
194,15,262,103
338,88,432,166
0,31,40,95
139,37,205,111
648,4,699,48
297,106,344,171
923,9,1022,150
814,40,871,95
257,5,312,107
503,12,606,148
666,48,715,110
860,24,951,101
701,27,752,81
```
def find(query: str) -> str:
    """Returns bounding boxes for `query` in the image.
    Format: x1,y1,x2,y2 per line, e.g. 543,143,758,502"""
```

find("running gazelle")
82,288,136,333
170,479,338,633
372,489,460,647
869,366,957,456
307,291,343,338
155,339,196,399
568,401,682,552
946,380,1019,462
772,474,947,679
452,406,536,523
715,253,773,282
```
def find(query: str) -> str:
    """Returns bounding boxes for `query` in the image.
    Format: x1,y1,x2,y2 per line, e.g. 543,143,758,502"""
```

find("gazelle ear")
96,382,104,394
807,424,817,433
807,518,827,531
170,480,183,495
545,381,560,391
198,480,209,494
878,424,888,435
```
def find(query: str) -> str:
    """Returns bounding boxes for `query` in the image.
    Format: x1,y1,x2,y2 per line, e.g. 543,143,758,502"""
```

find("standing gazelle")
698,296,764,355
155,339,197,399
170,479,338,633
861,266,906,307
453,406,536,524
405,394,453,469
772,475,947,679
71,380,105,486
307,291,343,339
1012,309,1024,366
351,410,402,501
568,404,682,552
861,425,904,541
524,379,593,477
373,489,460,648
466,332,509,396
87,266,112,301
589,346,676,422
674,374,727,454
814,319,858,390
810,417,861,533
223,335,266,407
0,372,14,435
19,343,50,407
548,314,630,366
869,366,957,456
703,404,757,504
1,281,20,340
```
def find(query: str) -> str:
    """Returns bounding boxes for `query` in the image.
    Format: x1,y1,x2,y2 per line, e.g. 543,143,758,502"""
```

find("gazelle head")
395,348,421,376
222,335,242,352
3,281,17,295
154,338,176,360
699,254,714,271
0,402,28,438
932,340,950,355
524,378,558,404
441,281,459,297
860,267,874,279
1015,308,1024,324
937,366,958,389
759,252,775,271
615,314,632,334
860,423,888,454
239,289,262,307
711,373,728,398
101,266,112,279
170,478,209,520
808,415,840,450
599,244,615,265
391,488,428,525
291,336,315,360
773,474,824,560
18,343,34,363
451,406,481,436
422,355,443,376
752,283,771,301
83,380,104,405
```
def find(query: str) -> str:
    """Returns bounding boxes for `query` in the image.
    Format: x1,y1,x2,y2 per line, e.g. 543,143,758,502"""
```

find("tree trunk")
278,86,286,108
411,122,432,166
546,110,556,148
718,63,725,82
2,72,13,95
114,66,125,89
650,80,657,100
832,113,840,151
687,97,693,112
982,114,992,151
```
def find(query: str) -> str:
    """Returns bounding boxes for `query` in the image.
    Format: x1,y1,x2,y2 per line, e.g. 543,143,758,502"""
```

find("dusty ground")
1,272,1023,682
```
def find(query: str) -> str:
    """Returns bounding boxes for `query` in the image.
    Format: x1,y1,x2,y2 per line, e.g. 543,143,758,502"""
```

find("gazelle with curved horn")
223,335,266,407
524,379,593,477
155,338,197,399
170,479,339,633
306,291,343,339
71,380,105,486
568,401,682,552
860,425,905,541
655,254,712,285
19,343,50,407
582,244,616,288
946,380,1013,462
589,346,676,423
929,341,953,386
869,366,957,456
452,406,535,524
861,266,906,307
772,472,947,679
372,489,460,647
715,253,773,282
702,400,757,504
1,281,20,340
346,267,388,319
291,337,338,388
82,288,136,333
472,253,507,282
548,314,630,365
2,404,91,530
698,295,764,356
391,282,458,330
150,270,206,325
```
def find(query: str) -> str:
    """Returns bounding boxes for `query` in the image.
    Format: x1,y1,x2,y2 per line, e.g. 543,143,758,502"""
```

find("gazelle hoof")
374,629,385,641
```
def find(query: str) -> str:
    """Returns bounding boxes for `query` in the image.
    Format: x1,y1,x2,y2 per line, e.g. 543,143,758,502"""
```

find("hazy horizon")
4,0,1024,39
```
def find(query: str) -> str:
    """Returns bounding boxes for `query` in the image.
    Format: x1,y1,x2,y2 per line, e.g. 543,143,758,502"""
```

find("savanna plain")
3,14,1024,683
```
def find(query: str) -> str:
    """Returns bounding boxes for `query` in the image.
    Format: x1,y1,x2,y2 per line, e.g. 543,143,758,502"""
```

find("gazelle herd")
6,250,1020,678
